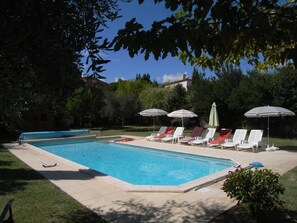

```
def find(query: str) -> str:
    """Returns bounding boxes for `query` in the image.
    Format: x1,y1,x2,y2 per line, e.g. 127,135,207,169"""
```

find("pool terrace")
4,136,297,222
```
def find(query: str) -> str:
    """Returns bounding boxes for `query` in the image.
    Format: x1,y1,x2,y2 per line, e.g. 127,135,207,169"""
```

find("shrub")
222,167,285,222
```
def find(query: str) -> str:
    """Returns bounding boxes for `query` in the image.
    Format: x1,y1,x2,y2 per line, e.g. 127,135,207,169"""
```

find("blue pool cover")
19,130,90,143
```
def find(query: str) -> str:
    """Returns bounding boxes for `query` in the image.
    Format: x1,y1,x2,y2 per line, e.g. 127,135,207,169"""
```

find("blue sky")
98,1,195,83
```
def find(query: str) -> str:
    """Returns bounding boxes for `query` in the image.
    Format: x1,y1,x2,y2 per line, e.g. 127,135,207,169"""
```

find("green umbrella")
209,102,219,127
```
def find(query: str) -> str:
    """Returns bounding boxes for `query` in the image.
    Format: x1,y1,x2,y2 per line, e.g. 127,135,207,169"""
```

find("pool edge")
23,138,246,193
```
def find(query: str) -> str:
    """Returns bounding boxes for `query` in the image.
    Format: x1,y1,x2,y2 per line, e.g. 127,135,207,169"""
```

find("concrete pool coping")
3,136,297,223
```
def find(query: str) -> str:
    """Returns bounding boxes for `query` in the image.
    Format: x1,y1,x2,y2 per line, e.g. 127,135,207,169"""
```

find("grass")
1,125,296,222
0,146,106,223
92,125,195,138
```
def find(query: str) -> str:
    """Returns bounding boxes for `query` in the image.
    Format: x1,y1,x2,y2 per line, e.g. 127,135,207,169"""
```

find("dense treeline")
1,66,296,139
63,67,296,138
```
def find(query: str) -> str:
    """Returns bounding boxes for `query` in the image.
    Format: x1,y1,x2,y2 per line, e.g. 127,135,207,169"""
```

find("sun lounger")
208,128,232,147
190,128,216,146
162,127,185,143
179,127,203,144
237,129,263,152
151,127,175,141
145,126,167,141
221,129,247,149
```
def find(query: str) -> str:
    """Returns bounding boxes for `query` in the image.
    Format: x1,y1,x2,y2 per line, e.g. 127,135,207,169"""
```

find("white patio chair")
236,129,263,152
190,128,216,146
162,127,184,143
146,126,167,141
221,129,247,149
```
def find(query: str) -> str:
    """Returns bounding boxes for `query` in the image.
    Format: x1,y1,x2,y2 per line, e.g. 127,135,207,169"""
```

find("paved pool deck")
3,136,297,223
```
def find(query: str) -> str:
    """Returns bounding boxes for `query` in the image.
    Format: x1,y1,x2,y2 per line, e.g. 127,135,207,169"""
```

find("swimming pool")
31,139,236,187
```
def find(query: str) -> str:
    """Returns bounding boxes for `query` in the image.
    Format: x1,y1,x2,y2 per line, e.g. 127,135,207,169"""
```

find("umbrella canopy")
139,108,168,132
209,102,219,127
244,105,295,147
244,106,295,117
167,109,198,127
139,108,168,117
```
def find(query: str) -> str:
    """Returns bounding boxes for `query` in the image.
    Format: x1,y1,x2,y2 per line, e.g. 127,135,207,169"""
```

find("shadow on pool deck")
90,198,228,223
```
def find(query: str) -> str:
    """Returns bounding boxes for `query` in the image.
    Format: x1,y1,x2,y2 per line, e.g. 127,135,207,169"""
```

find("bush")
222,167,285,222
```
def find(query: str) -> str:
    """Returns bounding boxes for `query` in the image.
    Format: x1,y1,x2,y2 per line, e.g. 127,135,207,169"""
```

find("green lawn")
1,126,296,222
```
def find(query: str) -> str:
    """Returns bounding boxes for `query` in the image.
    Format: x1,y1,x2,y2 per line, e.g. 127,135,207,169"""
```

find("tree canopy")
0,0,122,132
113,0,297,71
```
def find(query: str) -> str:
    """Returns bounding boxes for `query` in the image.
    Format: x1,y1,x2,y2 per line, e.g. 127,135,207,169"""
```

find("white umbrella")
244,105,295,147
167,109,198,127
139,108,168,132
209,102,219,127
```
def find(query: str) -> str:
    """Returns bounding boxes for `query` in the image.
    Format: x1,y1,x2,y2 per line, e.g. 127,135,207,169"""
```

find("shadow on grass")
0,168,44,195
59,209,107,223
280,146,297,152
0,160,13,167
0,165,106,195
123,127,153,133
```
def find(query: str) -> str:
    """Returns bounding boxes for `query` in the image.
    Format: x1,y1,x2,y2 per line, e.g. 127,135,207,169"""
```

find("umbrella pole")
267,116,270,147
153,116,155,133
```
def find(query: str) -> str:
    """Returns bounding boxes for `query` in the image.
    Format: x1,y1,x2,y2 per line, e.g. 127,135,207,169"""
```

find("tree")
100,90,121,126
139,87,170,110
114,0,297,70
0,0,121,132
188,69,214,117
167,84,188,111
65,85,105,128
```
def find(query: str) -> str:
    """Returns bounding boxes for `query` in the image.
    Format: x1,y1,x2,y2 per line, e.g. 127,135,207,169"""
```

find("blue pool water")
31,139,236,186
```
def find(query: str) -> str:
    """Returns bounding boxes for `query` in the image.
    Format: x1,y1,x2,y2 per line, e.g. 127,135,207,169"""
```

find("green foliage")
139,87,170,110
101,88,141,126
116,79,152,96
167,84,188,111
272,67,297,112
136,73,157,85
0,0,121,132
222,167,285,221
65,86,105,127
114,0,297,70
188,69,214,117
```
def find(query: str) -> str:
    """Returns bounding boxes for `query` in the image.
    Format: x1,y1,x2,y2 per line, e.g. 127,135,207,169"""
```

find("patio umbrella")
244,105,295,147
209,102,219,127
139,108,168,132
167,109,198,127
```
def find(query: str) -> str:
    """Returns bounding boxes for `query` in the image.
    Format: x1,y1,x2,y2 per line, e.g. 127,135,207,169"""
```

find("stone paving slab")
3,137,297,223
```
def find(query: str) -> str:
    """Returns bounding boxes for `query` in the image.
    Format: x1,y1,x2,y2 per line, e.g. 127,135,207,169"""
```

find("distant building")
82,77,108,88
163,74,192,91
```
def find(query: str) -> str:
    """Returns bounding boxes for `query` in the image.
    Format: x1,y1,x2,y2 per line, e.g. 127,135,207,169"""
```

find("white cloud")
162,72,187,83
114,77,126,82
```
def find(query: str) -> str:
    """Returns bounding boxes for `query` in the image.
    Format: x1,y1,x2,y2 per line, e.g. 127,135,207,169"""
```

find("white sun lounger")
190,128,216,146
236,129,263,152
221,129,247,149
162,127,184,143
145,126,167,141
